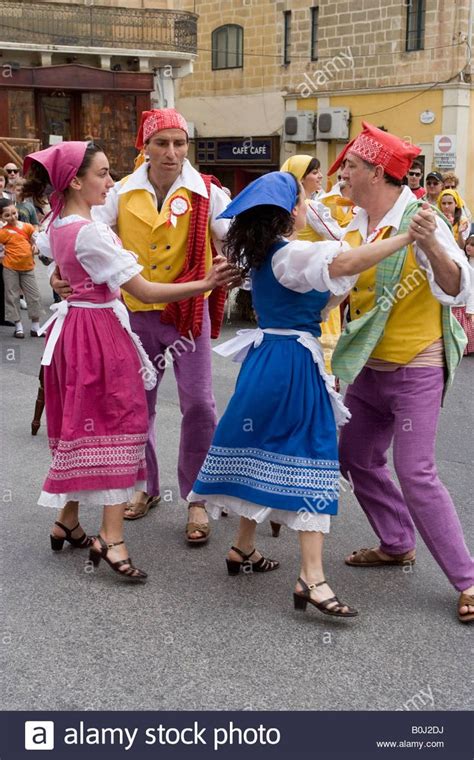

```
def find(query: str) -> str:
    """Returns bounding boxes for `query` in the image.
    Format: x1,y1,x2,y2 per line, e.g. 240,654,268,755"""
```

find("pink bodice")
50,219,119,303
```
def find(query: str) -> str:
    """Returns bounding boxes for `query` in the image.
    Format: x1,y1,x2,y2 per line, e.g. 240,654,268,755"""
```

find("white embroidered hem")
187,491,330,533
38,481,146,508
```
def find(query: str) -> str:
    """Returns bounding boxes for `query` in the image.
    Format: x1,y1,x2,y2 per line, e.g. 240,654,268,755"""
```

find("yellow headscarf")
437,188,463,211
280,155,314,181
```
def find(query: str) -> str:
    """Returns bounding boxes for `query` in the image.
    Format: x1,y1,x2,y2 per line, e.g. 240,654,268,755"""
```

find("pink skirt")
452,306,474,355
41,308,148,500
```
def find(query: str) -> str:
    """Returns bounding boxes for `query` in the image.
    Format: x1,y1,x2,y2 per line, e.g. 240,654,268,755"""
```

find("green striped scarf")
331,200,467,393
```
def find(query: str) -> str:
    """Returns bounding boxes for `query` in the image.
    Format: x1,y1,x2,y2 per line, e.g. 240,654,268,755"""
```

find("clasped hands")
407,202,437,248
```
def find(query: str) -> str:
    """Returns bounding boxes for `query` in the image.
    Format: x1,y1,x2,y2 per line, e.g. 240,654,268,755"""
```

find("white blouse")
466,259,474,315
271,238,356,297
37,215,142,292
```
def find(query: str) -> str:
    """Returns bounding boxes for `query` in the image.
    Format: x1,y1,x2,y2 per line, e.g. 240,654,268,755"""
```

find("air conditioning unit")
283,111,315,142
316,108,350,141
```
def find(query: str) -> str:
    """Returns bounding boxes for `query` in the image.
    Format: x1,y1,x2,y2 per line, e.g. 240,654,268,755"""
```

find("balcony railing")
0,0,197,54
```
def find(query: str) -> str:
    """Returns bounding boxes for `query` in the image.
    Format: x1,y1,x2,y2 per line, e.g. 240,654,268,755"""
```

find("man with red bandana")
330,122,474,623
89,109,230,542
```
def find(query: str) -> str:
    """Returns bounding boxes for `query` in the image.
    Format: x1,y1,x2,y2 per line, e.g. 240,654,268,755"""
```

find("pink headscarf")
23,141,89,227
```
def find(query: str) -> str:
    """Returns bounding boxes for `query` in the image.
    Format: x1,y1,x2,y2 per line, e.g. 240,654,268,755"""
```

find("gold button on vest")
117,184,212,312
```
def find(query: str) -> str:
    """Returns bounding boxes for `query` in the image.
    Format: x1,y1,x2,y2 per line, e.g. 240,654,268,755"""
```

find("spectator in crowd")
406,159,426,199
0,167,10,200
424,171,444,205
443,172,459,191
442,172,472,222
451,228,474,355
437,189,470,249
14,177,39,227
3,163,20,202
0,199,41,338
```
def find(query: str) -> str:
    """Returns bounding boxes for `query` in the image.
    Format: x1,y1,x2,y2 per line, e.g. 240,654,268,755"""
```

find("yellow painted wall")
297,89,444,165
296,88,474,212
468,91,474,215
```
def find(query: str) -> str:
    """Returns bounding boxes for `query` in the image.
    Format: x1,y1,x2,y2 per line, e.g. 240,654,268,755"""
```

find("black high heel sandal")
270,521,281,538
226,546,279,576
50,521,94,552
89,536,147,582
293,577,358,618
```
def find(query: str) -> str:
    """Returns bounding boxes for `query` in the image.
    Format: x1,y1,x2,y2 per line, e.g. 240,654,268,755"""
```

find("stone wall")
177,0,471,97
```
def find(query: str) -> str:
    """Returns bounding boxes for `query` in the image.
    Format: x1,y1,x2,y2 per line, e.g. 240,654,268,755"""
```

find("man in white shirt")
329,122,474,623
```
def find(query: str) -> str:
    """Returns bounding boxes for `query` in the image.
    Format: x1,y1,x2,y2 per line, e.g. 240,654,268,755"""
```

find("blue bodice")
250,241,330,338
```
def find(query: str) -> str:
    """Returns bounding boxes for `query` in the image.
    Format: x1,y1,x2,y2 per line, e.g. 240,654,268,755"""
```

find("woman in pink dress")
24,141,235,583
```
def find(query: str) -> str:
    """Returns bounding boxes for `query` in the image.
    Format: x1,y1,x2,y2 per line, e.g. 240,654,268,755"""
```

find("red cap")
328,122,421,180
135,109,188,150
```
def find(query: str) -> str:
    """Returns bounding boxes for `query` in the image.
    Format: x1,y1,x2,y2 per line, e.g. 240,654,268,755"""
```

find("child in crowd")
0,198,42,338
24,141,237,583
189,171,418,619
14,177,39,226
452,230,474,355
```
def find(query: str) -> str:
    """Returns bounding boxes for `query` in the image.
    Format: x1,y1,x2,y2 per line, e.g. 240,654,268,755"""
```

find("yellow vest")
320,193,355,227
344,227,442,363
295,215,342,372
117,183,212,311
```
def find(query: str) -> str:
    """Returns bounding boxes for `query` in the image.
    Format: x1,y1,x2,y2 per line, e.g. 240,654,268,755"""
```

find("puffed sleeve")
414,216,471,306
272,239,356,296
36,229,53,259
306,200,344,241
209,183,231,255
91,182,120,227
75,221,142,291
466,264,474,315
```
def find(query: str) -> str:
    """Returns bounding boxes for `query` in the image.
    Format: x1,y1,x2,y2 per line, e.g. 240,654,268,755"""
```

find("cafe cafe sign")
217,138,274,162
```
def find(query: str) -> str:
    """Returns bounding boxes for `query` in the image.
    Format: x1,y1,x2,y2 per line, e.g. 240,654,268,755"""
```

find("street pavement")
1,264,473,712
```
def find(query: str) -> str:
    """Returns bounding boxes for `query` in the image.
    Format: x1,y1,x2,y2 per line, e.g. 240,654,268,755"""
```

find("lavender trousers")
339,366,474,592
129,306,217,501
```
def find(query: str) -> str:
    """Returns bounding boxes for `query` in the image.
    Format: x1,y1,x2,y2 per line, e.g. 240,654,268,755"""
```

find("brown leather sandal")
89,535,147,582
345,546,415,567
124,494,161,521
293,577,358,618
457,592,474,623
226,546,279,575
186,503,210,545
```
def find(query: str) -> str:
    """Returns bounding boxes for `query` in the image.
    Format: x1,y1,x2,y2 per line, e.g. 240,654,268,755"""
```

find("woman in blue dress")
189,172,414,618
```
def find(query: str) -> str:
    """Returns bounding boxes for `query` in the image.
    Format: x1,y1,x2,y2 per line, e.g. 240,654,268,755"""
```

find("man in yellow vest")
93,109,230,543
330,122,474,623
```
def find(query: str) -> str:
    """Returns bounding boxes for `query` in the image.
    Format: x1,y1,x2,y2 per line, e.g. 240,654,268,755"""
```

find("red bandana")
135,109,188,150
328,121,421,180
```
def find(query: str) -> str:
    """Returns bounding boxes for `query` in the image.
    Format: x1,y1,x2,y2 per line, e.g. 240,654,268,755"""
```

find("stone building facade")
175,0,473,207
0,0,196,171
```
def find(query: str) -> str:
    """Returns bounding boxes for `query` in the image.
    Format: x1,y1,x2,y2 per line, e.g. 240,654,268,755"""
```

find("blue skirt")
193,334,339,515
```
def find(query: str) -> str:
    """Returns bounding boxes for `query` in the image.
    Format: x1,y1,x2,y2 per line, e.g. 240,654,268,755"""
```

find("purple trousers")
129,307,217,501
339,366,474,592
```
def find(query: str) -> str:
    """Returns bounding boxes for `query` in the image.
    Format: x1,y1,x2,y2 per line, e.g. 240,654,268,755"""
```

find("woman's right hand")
205,256,243,290
50,266,73,299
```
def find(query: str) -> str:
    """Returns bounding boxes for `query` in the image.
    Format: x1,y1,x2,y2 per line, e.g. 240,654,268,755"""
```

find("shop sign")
216,138,273,161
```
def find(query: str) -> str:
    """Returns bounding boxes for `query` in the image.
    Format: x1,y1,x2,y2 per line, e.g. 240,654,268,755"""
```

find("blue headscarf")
217,171,299,219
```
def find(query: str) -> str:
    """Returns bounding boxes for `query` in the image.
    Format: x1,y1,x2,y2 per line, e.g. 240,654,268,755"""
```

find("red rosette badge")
167,195,191,227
